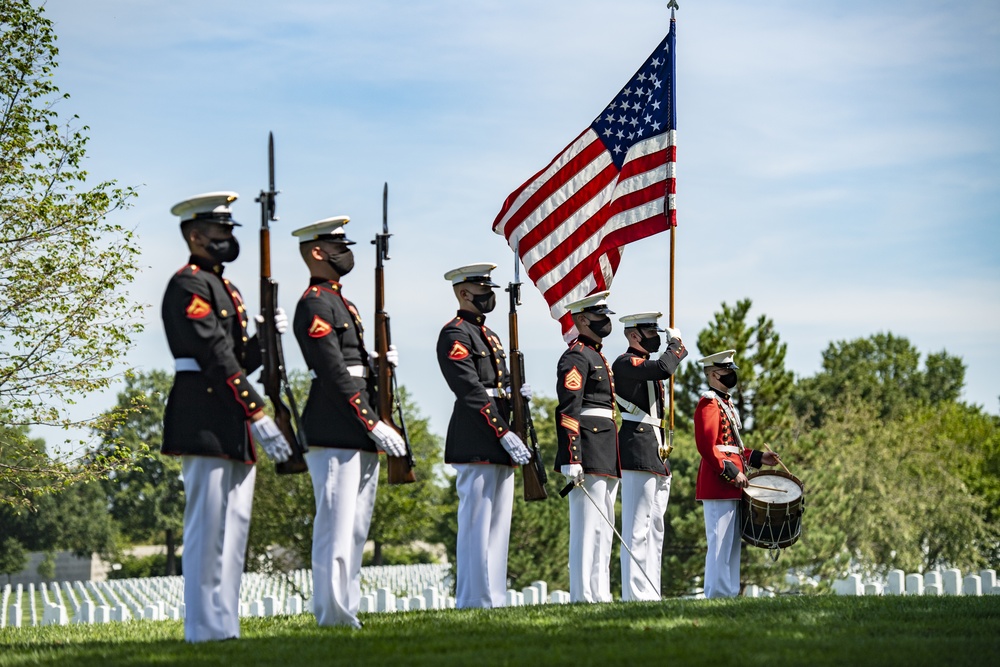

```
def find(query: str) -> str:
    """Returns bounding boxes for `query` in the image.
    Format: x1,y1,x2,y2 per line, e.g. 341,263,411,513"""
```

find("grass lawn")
2,595,998,666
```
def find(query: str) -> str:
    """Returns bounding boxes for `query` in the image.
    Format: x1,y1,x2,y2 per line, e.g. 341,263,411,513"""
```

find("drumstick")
746,483,788,493
763,442,792,476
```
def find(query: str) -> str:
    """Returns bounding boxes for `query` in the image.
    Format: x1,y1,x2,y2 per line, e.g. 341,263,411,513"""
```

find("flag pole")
666,1,678,460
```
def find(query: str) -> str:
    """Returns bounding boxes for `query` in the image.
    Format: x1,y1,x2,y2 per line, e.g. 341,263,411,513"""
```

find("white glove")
665,327,681,342
520,383,533,401
560,463,584,483
369,420,407,458
250,415,292,463
369,344,400,368
500,432,532,465
254,307,289,335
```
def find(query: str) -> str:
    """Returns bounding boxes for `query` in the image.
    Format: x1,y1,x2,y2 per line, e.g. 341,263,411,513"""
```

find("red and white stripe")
493,129,676,338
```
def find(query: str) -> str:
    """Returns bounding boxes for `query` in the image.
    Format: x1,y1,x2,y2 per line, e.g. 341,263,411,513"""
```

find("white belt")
309,365,368,379
175,358,201,372
580,407,614,419
620,412,662,427
484,387,509,398
716,445,741,454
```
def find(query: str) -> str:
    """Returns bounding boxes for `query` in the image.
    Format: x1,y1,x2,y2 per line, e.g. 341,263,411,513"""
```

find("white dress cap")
618,311,664,330
291,216,354,245
699,349,738,369
444,263,499,286
170,191,240,225
564,290,614,315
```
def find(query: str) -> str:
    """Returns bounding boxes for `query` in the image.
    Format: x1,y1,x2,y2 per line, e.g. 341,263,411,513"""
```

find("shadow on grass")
2,596,998,667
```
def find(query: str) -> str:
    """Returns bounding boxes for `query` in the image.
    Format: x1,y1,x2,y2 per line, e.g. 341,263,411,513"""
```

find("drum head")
745,470,803,503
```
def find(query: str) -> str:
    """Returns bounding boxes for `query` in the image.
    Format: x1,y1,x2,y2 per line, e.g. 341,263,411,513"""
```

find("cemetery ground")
1,596,998,667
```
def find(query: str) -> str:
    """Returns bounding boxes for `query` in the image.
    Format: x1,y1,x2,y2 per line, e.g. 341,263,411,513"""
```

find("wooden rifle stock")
507,282,548,501
257,133,308,475
374,184,415,484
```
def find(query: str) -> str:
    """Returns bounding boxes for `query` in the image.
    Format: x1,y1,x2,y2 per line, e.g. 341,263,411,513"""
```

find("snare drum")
739,470,804,550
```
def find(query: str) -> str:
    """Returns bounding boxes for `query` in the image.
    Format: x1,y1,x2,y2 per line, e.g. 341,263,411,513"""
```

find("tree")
675,299,794,445
95,370,184,575
0,0,141,504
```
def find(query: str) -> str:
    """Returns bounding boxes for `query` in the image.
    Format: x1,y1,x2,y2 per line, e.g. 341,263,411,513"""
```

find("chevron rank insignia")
185,294,211,319
559,413,580,433
563,366,583,391
308,315,333,338
448,341,469,360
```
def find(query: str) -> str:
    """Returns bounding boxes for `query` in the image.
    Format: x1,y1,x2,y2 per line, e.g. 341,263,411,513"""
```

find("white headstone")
531,580,548,603
744,584,761,598
925,584,941,596
94,605,111,623
905,574,924,596
74,600,95,624
263,596,279,617
833,575,863,596
942,569,962,595
286,595,303,615
422,587,440,610
886,570,905,595
924,571,942,590
377,588,396,613
239,602,250,617
397,598,410,612
408,596,426,610
250,600,265,617
112,604,131,623
522,586,540,605
143,605,160,621
42,603,68,626
179,603,186,619
446,596,456,609
979,570,996,592
165,605,180,621
864,583,883,596
550,590,571,604
8,604,22,628
963,575,982,596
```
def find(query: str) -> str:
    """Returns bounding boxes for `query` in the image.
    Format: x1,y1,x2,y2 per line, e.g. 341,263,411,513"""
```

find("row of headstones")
832,568,999,596
3,581,572,628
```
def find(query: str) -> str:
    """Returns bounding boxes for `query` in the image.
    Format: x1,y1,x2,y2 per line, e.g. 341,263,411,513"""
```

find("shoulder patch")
448,340,469,360
630,356,644,367
564,366,583,391
308,315,333,338
185,294,211,319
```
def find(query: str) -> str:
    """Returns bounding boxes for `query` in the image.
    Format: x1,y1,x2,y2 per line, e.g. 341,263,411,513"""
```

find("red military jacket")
694,389,752,500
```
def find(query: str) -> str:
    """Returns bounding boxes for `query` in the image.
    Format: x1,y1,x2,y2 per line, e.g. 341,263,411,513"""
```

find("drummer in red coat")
694,349,780,598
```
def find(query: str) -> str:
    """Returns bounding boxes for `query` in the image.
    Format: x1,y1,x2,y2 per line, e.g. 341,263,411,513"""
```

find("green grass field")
2,596,998,666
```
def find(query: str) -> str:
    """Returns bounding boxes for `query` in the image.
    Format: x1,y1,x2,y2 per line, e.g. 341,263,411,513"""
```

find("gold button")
243,336,248,342
492,418,497,423
221,309,228,316
368,420,374,425
234,379,241,385
207,388,213,394
355,399,361,404
362,409,368,415
249,402,256,409
593,427,598,432
241,391,248,397
485,409,491,414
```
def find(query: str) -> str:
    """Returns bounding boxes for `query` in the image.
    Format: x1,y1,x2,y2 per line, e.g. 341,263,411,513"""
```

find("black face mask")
326,248,354,277
639,333,661,353
471,290,496,314
719,370,738,389
205,237,240,263
587,315,613,338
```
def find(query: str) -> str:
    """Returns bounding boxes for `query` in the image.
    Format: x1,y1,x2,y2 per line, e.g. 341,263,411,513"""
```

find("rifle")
507,243,548,501
373,182,416,484
256,132,308,475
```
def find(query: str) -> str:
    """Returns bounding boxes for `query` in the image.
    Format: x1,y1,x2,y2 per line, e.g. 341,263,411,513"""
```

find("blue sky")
35,0,1000,449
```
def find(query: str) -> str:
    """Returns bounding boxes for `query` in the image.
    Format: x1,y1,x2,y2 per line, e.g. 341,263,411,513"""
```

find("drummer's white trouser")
620,470,670,601
569,474,619,603
453,463,515,609
307,447,380,628
181,456,256,643
702,499,741,598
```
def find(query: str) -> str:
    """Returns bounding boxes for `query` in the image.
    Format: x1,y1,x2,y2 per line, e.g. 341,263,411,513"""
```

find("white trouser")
620,470,671,601
180,456,256,643
568,474,619,603
453,463,515,608
702,499,741,598
306,447,380,628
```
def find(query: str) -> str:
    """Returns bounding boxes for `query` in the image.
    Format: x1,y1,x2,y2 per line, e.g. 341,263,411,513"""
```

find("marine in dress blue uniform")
612,312,687,600
554,291,619,603
291,216,406,628
436,263,531,608
161,192,291,643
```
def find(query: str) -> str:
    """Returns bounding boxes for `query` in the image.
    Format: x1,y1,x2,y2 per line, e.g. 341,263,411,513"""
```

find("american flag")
493,18,677,339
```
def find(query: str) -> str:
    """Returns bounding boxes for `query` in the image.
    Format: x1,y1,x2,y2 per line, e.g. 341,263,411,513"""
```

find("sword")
560,474,661,598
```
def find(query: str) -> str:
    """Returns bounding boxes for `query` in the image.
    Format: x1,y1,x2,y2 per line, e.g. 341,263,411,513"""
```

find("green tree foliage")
794,333,966,426
0,0,141,505
675,298,794,444
94,370,184,575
